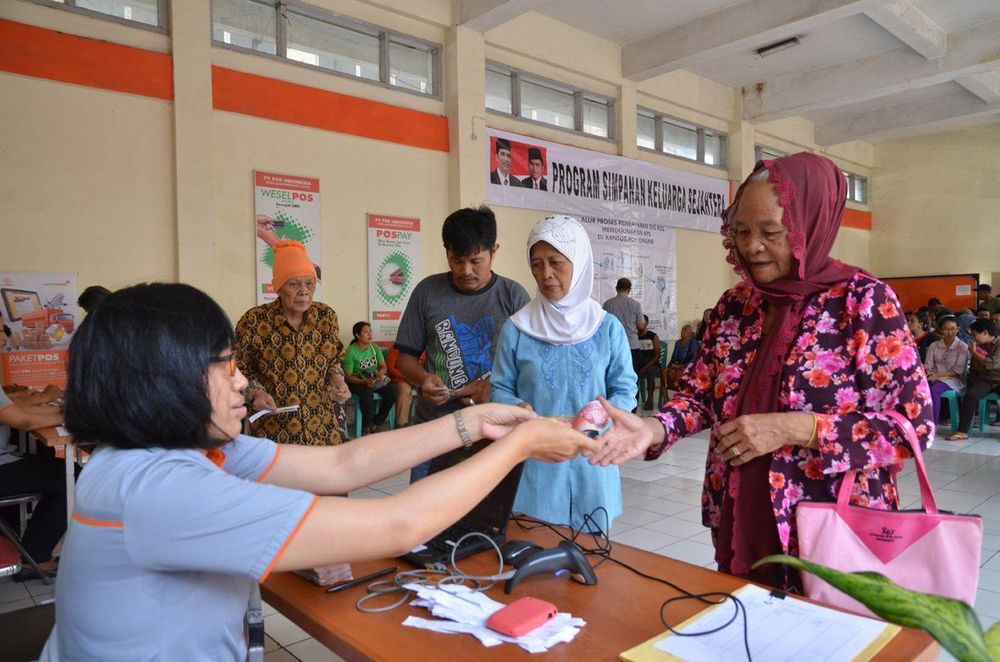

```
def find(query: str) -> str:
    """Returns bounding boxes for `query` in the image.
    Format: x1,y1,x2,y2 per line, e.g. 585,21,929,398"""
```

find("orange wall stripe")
73,512,123,528
212,66,450,152
843,208,872,230
0,19,173,100
259,495,319,583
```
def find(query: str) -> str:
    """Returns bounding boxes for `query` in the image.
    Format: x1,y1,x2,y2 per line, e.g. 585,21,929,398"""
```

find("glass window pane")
637,112,655,149
662,121,697,160
582,98,609,137
704,133,725,166
389,40,433,94
212,0,276,55
287,12,379,81
78,0,159,26
854,177,868,203
486,69,512,114
520,79,574,129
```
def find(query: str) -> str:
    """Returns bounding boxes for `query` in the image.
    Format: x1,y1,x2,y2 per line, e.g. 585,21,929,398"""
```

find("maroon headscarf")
716,152,863,580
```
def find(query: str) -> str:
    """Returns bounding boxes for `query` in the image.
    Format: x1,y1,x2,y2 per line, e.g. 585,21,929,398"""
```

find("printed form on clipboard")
619,584,900,662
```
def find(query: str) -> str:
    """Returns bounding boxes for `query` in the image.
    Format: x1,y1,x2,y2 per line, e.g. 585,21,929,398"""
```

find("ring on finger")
731,446,742,457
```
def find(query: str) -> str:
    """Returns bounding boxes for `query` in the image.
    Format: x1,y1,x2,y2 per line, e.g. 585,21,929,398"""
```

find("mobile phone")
486,596,558,637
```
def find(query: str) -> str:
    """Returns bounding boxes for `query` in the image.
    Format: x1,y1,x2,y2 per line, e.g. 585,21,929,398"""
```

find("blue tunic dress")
491,315,637,531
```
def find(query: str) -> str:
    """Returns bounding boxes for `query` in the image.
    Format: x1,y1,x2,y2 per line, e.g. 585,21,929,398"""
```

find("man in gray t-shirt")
603,277,644,351
394,206,529,482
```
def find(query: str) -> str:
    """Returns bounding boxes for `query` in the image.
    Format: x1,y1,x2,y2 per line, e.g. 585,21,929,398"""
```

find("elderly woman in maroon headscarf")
588,153,933,588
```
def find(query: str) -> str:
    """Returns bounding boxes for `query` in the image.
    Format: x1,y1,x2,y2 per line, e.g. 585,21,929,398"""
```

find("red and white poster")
253,171,323,305
0,272,77,388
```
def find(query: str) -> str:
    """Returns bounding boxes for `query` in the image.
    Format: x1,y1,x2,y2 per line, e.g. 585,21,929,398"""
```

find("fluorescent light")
755,37,801,58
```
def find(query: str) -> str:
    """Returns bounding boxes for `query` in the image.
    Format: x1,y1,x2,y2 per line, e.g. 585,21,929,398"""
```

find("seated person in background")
957,311,977,343
636,315,661,410
41,283,597,660
385,346,420,427
978,308,992,319
343,322,397,436
923,315,968,424
663,323,700,392
77,285,111,314
947,318,1000,440
0,386,66,580
907,312,933,362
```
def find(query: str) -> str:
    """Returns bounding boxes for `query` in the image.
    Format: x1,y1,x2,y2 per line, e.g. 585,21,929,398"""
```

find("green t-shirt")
342,343,381,380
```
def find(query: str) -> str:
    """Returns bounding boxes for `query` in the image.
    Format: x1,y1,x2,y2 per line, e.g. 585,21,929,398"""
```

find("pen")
326,566,397,593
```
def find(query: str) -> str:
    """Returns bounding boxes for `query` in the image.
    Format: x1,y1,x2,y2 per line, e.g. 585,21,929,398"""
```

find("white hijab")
510,215,606,345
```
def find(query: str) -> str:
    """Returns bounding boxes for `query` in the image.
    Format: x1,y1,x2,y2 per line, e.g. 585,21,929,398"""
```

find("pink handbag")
795,410,982,616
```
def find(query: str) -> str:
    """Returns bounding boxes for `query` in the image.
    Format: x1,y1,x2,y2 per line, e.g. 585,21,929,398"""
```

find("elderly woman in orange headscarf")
589,153,933,588
235,240,352,445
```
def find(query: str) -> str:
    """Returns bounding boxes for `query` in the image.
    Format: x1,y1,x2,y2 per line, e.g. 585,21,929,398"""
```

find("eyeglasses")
210,353,238,377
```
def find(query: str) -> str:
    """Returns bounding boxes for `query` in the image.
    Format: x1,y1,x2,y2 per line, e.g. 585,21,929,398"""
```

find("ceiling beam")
742,18,1000,121
621,0,871,81
814,92,1000,144
455,0,545,32
957,71,1000,103
864,0,946,59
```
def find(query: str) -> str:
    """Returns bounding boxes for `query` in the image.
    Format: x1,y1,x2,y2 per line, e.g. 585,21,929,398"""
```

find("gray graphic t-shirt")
394,272,529,422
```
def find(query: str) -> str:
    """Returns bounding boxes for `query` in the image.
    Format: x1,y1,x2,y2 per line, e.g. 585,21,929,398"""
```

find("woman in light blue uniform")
492,215,637,531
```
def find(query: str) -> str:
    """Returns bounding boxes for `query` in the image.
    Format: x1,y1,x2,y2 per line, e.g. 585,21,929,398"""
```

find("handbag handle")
836,409,937,514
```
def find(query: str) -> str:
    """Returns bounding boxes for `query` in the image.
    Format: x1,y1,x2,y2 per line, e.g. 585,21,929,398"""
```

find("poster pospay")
0,272,77,388
254,171,323,305
367,214,421,347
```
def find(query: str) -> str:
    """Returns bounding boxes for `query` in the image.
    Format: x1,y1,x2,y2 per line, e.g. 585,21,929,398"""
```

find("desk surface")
262,525,937,661
29,426,71,445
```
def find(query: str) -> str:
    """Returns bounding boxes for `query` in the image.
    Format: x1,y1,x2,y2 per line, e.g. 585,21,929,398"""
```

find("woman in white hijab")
492,215,637,531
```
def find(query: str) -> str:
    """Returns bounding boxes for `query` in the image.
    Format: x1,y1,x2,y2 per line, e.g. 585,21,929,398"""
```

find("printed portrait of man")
521,146,547,190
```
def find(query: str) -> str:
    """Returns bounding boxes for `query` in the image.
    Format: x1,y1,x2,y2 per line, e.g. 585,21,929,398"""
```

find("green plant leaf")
753,554,991,661
986,622,1000,661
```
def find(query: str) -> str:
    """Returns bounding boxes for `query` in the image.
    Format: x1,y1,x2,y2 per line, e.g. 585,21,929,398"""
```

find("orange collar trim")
206,447,226,469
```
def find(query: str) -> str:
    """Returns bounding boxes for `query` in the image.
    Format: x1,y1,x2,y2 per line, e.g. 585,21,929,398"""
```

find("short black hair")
441,206,498,257
978,284,992,293
77,285,112,313
65,283,235,450
616,278,631,292
970,318,997,337
495,138,511,154
927,297,941,306
352,321,370,338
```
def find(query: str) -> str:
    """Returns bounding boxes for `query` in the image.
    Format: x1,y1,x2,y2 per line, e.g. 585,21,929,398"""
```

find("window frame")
638,107,727,169
485,62,615,141
844,171,869,204
210,0,442,99
25,0,169,32
754,145,786,163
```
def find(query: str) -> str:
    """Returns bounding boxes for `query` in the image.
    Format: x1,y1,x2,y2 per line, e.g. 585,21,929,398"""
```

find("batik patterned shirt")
649,272,934,559
235,300,347,445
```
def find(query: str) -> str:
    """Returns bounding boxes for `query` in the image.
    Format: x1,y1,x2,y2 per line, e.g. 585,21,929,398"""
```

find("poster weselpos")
0,272,78,388
485,127,729,233
367,214,421,347
254,171,323,305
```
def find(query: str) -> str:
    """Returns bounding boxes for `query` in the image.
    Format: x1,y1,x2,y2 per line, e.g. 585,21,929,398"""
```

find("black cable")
511,508,752,661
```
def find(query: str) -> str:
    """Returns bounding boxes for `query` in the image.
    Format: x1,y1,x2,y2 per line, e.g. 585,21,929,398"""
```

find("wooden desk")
262,526,938,661
29,426,81,525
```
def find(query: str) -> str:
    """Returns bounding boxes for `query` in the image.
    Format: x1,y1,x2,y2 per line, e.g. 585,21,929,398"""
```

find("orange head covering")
271,240,317,291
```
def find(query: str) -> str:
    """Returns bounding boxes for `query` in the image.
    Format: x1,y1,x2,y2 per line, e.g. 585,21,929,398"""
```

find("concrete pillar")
445,26,487,210
170,1,215,289
617,80,638,159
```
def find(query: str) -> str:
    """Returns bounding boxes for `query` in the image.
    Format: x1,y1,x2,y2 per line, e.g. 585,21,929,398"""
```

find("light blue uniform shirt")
491,316,637,530
40,435,315,662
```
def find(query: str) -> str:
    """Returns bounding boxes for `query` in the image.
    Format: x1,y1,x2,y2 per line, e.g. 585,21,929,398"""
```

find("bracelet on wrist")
806,413,819,449
453,410,473,448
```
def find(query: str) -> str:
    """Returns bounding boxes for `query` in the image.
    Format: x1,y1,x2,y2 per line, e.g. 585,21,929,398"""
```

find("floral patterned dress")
648,272,934,562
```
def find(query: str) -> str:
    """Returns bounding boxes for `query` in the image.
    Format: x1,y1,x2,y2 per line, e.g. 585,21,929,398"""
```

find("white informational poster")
0,272,77,388
484,128,717,338
253,171,323,305
582,218,678,339
367,214,422,347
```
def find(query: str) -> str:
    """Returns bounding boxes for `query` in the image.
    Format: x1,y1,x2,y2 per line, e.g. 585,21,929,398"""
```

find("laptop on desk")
402,439,524,568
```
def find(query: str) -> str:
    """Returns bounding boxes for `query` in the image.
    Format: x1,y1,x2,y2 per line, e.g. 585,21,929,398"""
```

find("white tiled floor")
4,416,999,661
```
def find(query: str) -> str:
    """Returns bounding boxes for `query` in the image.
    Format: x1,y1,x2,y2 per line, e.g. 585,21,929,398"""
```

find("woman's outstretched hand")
586,396,663,466
510,418,603,463
465,402,539,441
